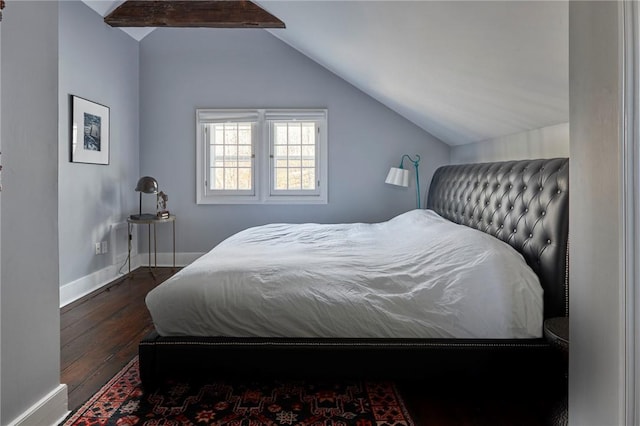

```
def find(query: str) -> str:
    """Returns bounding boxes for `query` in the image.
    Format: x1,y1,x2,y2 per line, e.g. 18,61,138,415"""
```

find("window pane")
275,123,288,145
275,146,288,157
238,145,252,157
238,168,251,189
301,123,315,144
302,159,315,167
275,168,288,190
288,145,301,157
225,168,238,190
225,125,238,144
288,123,301,145
214,126,224,143
288,168,302,189
238,125,251,145
301,145,315,157
238,160,251,168
302,168,315,190
288,159,301,168
213,168,224,190
275,159,287,167
225,145,238,158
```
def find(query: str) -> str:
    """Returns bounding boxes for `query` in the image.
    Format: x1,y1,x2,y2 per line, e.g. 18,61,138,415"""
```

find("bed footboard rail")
139,332,556,389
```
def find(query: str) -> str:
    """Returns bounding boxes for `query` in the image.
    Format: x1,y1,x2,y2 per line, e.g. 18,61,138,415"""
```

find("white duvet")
146,209,543,339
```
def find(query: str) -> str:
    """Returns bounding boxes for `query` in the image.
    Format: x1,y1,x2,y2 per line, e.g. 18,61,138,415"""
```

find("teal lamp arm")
399,154,421,209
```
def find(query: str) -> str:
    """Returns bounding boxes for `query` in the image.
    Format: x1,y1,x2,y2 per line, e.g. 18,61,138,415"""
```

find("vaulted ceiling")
82,0,568,147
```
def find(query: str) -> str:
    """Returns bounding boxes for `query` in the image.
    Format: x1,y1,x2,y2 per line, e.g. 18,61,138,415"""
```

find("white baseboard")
59,252,204,307
7,384,69,426
59,257,142,308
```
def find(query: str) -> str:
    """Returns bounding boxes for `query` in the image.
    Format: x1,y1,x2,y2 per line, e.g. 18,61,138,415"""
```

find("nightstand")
544,317,569,426
127,214,176,275
544,317,569,356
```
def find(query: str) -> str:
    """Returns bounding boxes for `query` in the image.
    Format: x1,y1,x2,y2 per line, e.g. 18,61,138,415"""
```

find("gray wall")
450,122,569,164
58,1,140,286
139,28,450,254
569,2,623,425
0,8,2,420
1,1,61,422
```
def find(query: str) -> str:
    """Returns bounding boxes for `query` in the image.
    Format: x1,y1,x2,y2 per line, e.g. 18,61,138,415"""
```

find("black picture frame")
71,95,110,165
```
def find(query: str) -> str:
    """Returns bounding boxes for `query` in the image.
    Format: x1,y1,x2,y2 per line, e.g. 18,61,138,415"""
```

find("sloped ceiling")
82,0,155,39
82,0,568,147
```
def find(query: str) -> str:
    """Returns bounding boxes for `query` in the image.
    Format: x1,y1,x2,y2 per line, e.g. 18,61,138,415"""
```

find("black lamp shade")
135,176,158,194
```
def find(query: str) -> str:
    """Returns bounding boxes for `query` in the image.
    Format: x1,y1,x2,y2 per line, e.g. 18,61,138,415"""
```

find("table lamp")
131,176,158,220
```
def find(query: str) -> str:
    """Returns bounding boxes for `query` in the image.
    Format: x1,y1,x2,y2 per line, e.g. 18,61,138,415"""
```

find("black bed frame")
139,158,569,387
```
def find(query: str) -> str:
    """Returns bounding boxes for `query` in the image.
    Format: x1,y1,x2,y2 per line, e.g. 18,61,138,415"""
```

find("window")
196,109,327,204
207,122,255,193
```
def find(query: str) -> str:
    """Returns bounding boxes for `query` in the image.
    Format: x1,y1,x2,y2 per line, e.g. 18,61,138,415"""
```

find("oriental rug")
62,356,414,426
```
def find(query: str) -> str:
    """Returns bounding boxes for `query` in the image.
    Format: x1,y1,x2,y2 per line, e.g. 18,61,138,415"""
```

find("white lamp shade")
385,167,410,187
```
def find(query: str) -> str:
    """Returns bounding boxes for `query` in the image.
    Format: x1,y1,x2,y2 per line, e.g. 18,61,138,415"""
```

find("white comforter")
146,209,543,339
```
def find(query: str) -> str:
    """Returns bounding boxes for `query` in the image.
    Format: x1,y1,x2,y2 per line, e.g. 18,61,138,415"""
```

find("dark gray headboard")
427,158,569,319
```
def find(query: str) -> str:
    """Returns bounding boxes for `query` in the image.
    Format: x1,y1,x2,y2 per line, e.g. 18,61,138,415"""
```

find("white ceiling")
82,0,568,147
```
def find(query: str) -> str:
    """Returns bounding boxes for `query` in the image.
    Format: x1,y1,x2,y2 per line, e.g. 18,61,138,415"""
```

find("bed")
139,157,569,387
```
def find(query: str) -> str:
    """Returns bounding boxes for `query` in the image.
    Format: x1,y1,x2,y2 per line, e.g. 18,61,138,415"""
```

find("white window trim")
196,108,328,205
196,109,261,204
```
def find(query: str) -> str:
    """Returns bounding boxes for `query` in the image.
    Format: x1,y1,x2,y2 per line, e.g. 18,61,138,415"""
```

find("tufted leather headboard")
426,158,569,319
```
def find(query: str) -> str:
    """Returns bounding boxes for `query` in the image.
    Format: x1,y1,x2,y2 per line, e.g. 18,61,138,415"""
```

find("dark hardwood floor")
61,267,176,411
61,268,568,424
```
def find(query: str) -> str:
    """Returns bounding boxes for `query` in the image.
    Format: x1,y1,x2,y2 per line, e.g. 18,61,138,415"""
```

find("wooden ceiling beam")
104,1,285,29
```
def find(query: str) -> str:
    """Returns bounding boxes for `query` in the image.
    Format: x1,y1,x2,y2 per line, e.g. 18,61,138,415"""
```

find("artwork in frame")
71,95,110,165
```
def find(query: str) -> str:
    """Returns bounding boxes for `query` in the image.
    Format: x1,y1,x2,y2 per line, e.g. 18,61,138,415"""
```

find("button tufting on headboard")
426,158,569,319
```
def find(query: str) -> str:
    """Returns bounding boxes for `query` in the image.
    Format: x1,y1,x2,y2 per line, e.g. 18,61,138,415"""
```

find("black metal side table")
127,214,176,275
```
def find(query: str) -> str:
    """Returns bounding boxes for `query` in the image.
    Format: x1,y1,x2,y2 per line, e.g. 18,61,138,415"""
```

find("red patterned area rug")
62,357,414,426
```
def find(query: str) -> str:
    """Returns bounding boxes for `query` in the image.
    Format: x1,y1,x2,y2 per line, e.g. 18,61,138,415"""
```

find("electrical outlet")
94,242,101,255
101,241,108,254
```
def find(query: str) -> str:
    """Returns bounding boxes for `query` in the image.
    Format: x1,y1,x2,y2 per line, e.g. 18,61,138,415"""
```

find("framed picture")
71,95,110,165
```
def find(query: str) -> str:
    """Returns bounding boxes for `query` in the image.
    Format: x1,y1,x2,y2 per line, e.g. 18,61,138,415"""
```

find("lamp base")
129,213,157,220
